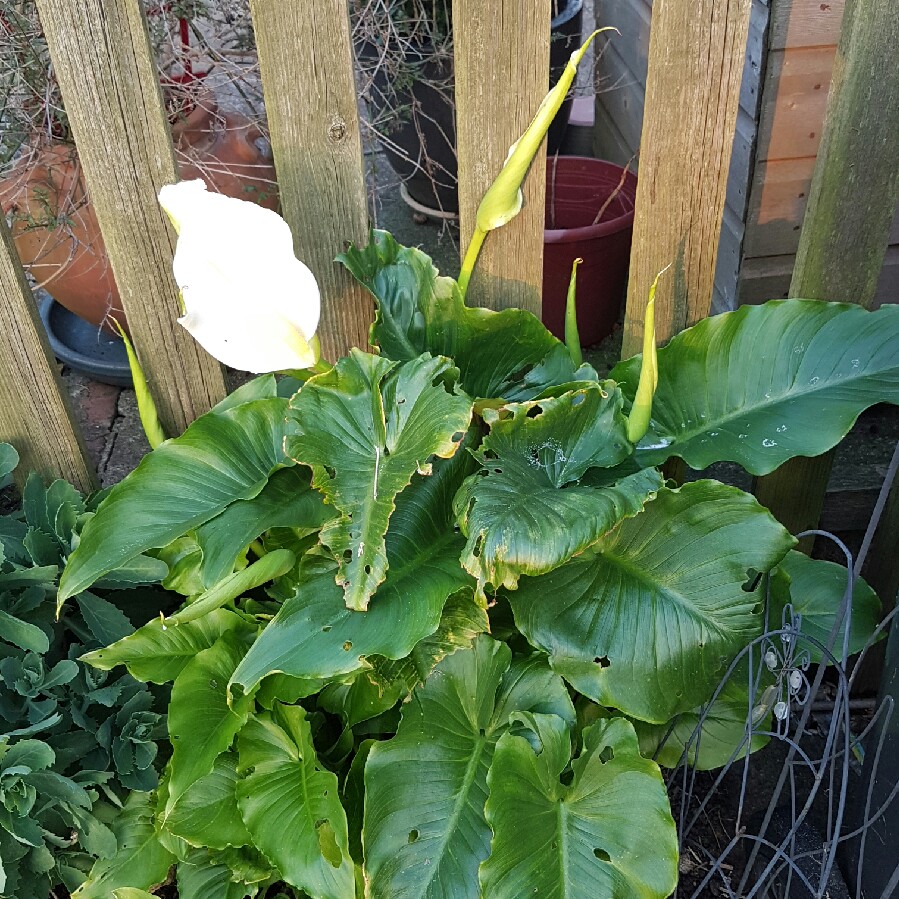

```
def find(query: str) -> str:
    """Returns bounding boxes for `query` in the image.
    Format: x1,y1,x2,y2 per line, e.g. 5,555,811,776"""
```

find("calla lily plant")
63,31,899,899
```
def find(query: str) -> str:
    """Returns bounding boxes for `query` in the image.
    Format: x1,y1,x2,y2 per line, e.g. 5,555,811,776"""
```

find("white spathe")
158,179,321,373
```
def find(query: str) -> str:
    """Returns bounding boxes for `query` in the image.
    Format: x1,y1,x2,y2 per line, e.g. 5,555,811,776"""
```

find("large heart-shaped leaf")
363,635,574,898
236,704,355,898
165,632,255,812
771,550,882,662
81,608,246,684
320,588,490,727
73,792,174,899
60,396,292,602
631,668,771,771
480,714,678,898
338,230,598,400
611,300,899,475
286,349,471,611
508,481,796,722
195,467,332,588
165,752,250,850
454,385,662,592
230,446,475,695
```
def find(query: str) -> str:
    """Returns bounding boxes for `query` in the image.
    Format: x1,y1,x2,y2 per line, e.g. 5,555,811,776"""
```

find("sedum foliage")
55,233,896,898
0,447,171,898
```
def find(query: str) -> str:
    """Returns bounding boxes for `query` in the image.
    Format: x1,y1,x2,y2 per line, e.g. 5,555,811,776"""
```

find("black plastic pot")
361,0,584,214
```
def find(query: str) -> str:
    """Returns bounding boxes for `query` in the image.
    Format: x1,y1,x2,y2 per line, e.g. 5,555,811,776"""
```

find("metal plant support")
667,441,899,898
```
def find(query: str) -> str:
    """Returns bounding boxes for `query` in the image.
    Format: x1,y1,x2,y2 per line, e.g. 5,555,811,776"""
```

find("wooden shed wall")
593,0,899,313
739,0,899,307
593,0,769,314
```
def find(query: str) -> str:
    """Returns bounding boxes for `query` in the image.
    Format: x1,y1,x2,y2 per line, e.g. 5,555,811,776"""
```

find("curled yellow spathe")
626,266,670,444
458,28,615,297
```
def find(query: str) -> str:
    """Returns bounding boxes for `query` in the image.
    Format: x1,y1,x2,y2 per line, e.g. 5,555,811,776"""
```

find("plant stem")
457,225,487,300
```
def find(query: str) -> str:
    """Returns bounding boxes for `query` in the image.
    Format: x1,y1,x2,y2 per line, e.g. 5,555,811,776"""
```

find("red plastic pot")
542,156,638,346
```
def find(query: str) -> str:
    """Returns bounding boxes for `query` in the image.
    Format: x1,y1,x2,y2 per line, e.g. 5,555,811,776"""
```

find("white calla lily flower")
158,179,321,373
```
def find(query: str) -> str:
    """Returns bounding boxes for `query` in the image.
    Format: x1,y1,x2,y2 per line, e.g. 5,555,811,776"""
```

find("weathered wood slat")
768,0,845,51
250,0,372,359
454,0,551,315
34,0,226,436
753,0,899,549
621,0,753,356
0,218,96,492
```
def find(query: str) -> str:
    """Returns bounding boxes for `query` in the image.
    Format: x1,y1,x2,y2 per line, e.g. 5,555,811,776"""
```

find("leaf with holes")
631,667,772,771
454,384,662,592
285,349,471,611
236,704,355,898
338,230,598,400
508,481,796,723
229,446,476,695
611,300,899,475
480,714,678,898
60,396,292,603
363,634,574,898
770,551,882,663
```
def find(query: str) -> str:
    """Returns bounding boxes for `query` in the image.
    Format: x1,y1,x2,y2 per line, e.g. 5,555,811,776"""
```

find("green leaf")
166,549,295,625
338,230,598,400
771,550,882,662
0,610,49,653
230,445,476,695
321,588,490,726
165,752,251,850
0,443,17,486
196,467,332,588
176,849,254,899
611,300,899,475
363,635,574,898
508,481,796,722
236,704,355,899
286,350,471,611
631,671,771,770
60,397,292,602
455,385,662,592
81,608,245,684
76,592,134,645
72,792,174,899
480,714,678,899
112,890,158,899
165,633,255,812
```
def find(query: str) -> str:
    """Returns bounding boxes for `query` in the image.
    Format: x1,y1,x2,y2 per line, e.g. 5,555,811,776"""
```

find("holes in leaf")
397,397,406,405
594,848,611,862
324,465,336,479
493,468,503,475
483,449,498,461
322,625,332,632
479,728,486,737
408,829,419,844
343,641,353,651
559,768,575,786
742,569,763,592
526,404,543,419
452,431,464,442
598,746,614,764
472,536,484,559
594,656,611,669
572,393,586,407
364,564,372,575
343,549,353,562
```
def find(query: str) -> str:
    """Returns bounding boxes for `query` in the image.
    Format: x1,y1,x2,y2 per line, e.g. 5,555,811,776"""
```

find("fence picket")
250,0,373,360
34,0,227,437
0,218,96,492
621,0,753,357
454,0,551,315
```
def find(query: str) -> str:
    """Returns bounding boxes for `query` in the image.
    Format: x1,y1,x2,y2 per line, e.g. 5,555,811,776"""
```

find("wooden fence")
0,0,896,595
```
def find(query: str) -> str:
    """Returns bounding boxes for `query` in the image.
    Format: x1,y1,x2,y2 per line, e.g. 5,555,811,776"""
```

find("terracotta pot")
0,98,278,334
